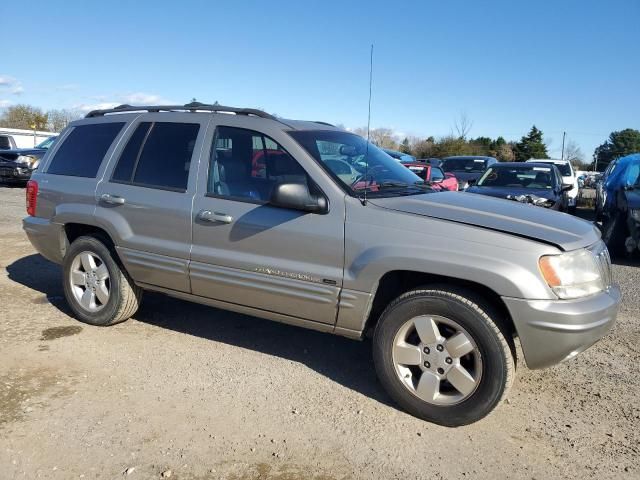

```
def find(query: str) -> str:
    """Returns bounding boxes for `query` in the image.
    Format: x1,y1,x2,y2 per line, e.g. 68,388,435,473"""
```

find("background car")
466,162,572,210
382,148,417,164
0,136,57,184
596,158,620,221
440,156,497,190
600,154,640,256
525,159,579,214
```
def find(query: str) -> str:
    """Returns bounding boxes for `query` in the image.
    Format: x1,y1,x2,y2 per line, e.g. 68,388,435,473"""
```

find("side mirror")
561,183,574,192
270,182,328,214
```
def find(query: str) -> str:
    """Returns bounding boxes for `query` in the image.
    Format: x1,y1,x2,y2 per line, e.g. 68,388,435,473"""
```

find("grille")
0,166,17,176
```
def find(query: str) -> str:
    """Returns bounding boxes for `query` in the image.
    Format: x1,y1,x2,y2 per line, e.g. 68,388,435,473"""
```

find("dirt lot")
0,185,638,480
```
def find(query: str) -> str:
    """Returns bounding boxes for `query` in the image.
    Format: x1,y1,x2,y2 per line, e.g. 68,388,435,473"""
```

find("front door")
190,123,344,325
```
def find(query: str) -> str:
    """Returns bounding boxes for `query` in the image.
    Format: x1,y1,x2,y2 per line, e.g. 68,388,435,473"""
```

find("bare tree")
563,139,584,163
351,126,399,149
369,128,397,148
47,109,83,132
453,112,473,139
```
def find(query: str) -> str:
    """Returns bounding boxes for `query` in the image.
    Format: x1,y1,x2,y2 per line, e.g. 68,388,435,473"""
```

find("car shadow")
6,254,395,409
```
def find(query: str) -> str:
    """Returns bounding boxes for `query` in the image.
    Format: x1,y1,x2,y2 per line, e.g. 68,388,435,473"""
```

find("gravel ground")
0,186,638,480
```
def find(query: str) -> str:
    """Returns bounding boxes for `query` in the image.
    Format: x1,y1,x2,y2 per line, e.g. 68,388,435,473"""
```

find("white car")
526,159,578,214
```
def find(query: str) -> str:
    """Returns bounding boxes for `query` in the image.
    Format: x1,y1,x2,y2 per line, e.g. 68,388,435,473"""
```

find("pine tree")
514,126,548,161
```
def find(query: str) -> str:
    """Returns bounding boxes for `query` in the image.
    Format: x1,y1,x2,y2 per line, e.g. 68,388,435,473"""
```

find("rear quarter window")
47,123,125,177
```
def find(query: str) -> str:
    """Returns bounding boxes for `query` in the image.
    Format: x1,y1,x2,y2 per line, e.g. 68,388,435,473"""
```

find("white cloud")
0,75,24,95
74,92,175,113
121,92,171,104
73,102,120,113
0,99,12,108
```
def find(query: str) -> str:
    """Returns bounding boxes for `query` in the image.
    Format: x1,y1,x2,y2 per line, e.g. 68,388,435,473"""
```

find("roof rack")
85,102,278,120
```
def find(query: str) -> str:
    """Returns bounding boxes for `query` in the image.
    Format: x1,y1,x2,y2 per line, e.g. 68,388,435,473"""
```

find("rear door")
95,113,210,293
190,118,345,325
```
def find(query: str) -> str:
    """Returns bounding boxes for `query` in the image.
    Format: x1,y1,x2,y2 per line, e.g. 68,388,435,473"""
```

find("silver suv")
23,103,620,426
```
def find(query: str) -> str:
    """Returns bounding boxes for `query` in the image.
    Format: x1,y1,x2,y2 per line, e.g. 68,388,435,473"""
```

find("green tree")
514,125,548,161
399,137,411,154
593,128,640,171
0,104,48,130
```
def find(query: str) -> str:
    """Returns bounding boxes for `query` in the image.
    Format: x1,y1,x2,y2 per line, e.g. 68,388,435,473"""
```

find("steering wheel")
351,165,383,187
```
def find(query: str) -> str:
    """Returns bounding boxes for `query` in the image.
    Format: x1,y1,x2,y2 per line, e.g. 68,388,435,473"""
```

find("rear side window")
0,136,12,149
111,122,200,191
47,123,125,177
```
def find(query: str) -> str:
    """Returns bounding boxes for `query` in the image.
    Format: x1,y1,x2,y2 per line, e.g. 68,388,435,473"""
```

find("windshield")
477,166,555,189
554,163,572,176
441,157,486,173
36,136,56,149
289,130,430,197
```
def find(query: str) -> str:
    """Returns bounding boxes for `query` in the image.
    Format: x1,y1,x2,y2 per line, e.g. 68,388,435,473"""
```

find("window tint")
0,136,11,149
208,126,307,202
47,123,124,177
111,122,199,191
112,122,152,182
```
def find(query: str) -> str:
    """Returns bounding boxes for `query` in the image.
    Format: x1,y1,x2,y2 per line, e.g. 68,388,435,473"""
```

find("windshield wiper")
378,181,429,190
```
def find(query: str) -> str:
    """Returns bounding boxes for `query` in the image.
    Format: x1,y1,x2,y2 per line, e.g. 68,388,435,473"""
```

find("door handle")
198,210,233,224
101,193,126,205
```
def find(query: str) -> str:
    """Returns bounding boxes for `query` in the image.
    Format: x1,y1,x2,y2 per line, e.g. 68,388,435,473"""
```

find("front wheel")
373,287,514,426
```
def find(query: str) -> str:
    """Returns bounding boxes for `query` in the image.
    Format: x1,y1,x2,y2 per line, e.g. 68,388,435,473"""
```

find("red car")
403,162,458,191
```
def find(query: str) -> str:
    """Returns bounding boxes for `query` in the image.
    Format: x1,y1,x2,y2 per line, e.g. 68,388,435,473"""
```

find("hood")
466,186,556,201
0,147,46,162
369,192,600,251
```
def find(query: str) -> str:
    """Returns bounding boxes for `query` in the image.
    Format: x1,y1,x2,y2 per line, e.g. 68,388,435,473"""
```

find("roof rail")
85,102,278,120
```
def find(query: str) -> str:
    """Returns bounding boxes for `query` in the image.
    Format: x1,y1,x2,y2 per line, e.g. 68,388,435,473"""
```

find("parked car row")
380,150,577,214
0,136,57,184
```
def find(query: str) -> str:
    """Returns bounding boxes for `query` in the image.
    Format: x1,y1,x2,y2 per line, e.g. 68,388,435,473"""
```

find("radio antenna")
362,44,374,206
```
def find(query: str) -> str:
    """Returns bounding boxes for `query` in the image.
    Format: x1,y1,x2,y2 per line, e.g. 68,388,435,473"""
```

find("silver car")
23,102,620,426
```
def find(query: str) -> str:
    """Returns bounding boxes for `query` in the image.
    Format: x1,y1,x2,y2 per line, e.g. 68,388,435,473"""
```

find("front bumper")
0,163,33,182
503,285,621,369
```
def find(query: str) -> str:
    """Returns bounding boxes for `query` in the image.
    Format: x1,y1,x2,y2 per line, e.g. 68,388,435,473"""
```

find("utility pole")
561,131,566,161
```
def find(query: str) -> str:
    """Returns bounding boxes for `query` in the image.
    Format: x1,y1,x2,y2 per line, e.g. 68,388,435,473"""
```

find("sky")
1,0,639,159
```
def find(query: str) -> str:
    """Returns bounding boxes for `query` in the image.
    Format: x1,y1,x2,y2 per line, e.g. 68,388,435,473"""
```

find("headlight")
632,209,640,222
16,155,37,167
538,242,610,299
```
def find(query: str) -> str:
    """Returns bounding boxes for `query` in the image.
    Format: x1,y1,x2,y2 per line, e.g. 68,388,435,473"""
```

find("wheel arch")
363,270,516,343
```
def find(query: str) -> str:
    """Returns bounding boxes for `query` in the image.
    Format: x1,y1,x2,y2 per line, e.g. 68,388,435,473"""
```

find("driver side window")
207,126,308,203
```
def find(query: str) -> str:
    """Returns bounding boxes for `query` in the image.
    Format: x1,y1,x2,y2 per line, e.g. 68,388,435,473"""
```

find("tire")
373,286,514,427
602,212,627,258
62,235,142,326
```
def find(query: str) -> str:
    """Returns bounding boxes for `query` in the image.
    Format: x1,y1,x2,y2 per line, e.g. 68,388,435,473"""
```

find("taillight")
26,180,38,216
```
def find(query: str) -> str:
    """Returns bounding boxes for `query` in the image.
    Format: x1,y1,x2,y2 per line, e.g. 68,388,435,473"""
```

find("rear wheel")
63,236,142,326
373,287,514,426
